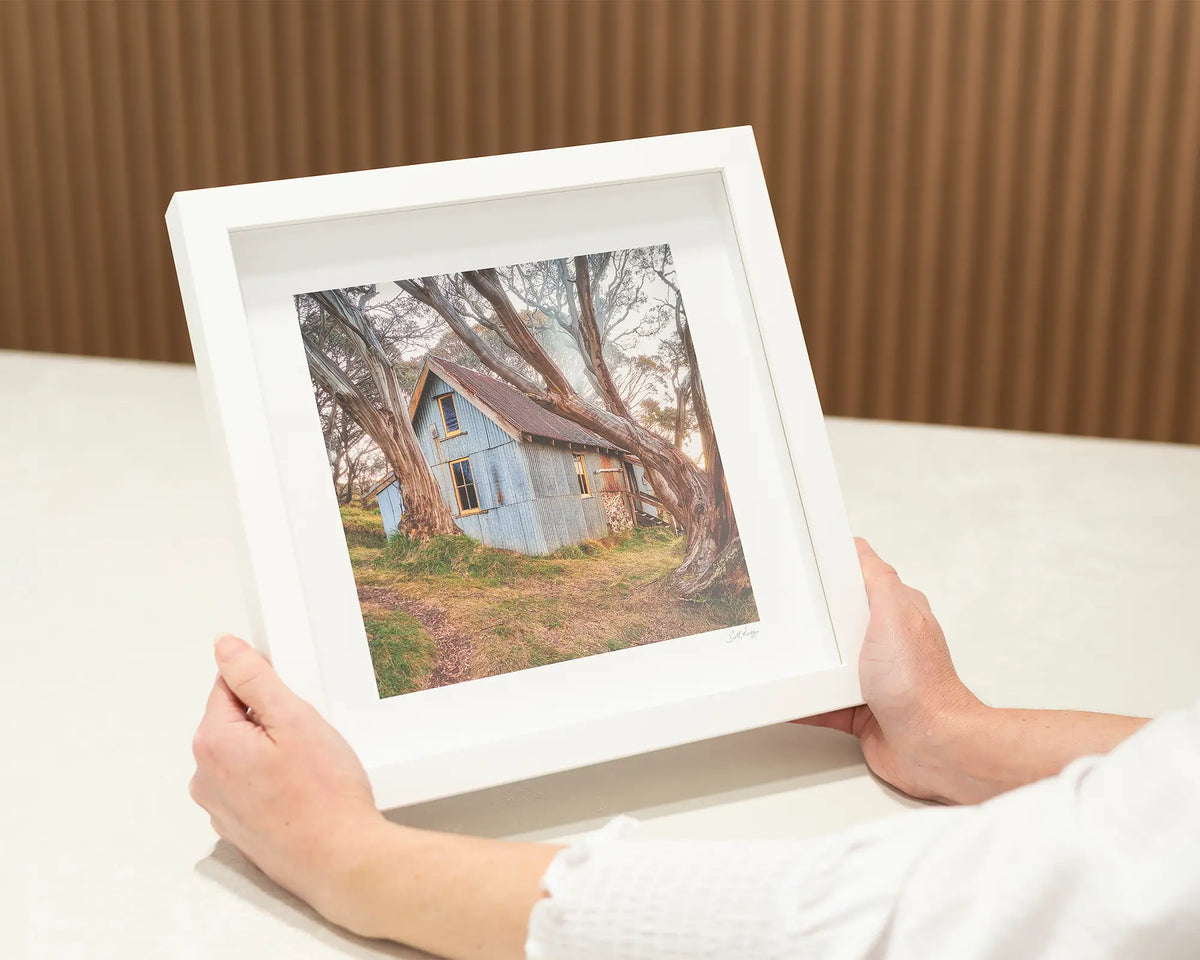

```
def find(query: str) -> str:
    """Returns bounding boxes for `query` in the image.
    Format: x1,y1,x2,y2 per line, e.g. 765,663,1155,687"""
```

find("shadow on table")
196,840,434,959
388,721,871,841
193,722,871,957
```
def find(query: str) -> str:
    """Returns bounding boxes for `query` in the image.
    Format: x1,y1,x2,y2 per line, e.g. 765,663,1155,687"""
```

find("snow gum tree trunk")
305,290,457,540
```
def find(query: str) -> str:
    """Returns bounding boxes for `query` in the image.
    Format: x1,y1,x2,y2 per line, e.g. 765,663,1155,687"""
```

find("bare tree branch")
398,277,547,398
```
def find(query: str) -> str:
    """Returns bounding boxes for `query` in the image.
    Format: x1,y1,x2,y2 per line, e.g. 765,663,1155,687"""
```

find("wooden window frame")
573,453,592,498
448,456,481,515
436,392,463,437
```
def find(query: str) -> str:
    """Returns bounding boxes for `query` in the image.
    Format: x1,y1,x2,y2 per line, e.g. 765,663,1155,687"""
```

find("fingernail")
214,634,242,664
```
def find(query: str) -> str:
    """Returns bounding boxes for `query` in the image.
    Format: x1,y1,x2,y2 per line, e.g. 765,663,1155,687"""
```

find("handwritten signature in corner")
726,625,761,643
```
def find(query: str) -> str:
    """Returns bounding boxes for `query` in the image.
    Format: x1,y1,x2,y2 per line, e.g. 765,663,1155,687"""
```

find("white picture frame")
166,127,868,810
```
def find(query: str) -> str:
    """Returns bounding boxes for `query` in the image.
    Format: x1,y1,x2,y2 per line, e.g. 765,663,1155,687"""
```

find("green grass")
380,532,566,585
339,503,387,548
610,525,681,552
363,606,437,698
343,514,759,695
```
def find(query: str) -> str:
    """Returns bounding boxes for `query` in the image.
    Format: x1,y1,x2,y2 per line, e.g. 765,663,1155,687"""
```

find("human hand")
802,539,987,803
189,634,392,936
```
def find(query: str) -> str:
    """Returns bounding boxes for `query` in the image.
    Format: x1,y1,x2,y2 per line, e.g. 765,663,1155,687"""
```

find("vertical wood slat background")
1,0,1197,444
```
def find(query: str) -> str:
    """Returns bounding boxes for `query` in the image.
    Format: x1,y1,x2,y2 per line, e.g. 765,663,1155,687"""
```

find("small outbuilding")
370,357,661,555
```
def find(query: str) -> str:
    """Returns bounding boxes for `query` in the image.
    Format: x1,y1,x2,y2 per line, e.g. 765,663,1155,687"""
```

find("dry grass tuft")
345,518,759,698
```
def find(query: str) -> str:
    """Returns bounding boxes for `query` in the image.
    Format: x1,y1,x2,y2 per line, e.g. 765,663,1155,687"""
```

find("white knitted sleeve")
524,806,971,960
525,705,1200,960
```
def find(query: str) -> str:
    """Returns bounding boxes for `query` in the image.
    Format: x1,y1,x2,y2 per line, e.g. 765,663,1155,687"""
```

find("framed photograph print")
166,127,868,809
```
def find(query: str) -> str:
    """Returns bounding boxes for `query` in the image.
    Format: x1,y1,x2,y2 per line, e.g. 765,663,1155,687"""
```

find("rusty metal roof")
423,357,627,454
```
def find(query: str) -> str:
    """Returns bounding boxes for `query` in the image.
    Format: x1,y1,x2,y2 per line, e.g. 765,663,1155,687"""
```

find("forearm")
306,707,1147,958
933,703,1148,804
332,817,559,960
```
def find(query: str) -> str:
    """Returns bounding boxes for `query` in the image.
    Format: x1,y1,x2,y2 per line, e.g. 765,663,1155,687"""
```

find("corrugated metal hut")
373,357,660,555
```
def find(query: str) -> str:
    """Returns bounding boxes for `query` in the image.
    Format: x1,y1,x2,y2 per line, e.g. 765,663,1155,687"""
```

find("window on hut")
573,454,591,497
437,393,460,435
449,457,480,513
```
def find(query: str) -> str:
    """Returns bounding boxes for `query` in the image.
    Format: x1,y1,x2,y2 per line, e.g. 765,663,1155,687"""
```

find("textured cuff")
525,816,811,960
527,816,642,960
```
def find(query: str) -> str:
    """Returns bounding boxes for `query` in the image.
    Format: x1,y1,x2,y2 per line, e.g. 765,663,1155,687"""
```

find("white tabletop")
6,350,1199,958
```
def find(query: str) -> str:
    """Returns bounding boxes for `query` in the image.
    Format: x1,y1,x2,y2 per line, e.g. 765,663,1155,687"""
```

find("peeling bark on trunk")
306,291,457,540
679,316,734,549
658,265,741,593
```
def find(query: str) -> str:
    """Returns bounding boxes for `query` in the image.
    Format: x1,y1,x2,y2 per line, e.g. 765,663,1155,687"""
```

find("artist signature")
726,625,760,643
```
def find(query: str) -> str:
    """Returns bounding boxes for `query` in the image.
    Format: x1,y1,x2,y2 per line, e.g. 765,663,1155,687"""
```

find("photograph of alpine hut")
296,246,759,698
372,356,662,556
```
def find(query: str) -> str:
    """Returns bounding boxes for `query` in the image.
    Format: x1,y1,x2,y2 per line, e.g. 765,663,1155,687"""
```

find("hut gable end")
376,357,620,554
410,372,531,512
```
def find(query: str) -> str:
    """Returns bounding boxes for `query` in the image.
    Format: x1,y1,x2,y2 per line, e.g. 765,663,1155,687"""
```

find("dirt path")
353,532,756,693
357,586,474,688
411,600,473,687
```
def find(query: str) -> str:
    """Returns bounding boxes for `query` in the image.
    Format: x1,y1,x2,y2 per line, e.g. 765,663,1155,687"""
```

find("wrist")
317,813,420,941
920,697,1001,804
320,818,560,957
905,688,995,805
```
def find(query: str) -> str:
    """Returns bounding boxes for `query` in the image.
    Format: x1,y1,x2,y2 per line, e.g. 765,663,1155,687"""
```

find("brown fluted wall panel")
2,1,1197,443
